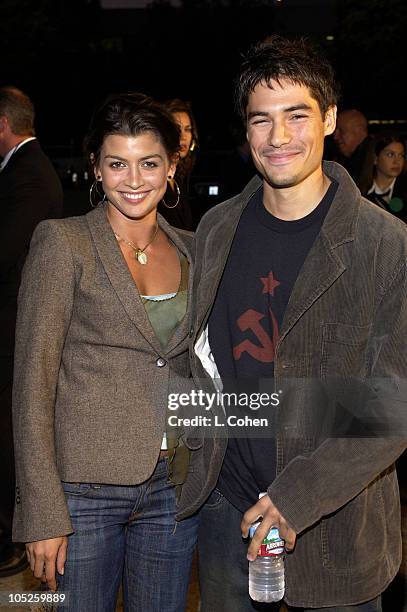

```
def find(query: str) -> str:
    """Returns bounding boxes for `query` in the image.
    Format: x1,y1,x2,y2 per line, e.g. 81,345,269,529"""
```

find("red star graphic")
261,271,281,295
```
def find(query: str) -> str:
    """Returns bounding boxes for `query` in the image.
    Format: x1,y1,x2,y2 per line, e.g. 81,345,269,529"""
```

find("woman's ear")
169,155,178,178
90,154,101,180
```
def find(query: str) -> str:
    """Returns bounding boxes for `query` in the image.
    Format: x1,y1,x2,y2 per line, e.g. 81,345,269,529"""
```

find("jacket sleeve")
12,220,75,542
0,173,63,280
268,259,407,534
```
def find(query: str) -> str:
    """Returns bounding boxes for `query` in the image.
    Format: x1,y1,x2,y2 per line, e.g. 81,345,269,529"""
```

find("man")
176,36,407,611
0,86,63,576
333,108,373,191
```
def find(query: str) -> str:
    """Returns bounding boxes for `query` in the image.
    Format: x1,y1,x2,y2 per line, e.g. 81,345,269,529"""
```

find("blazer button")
16,495,21,504
16,486,20,494
156,357,167,368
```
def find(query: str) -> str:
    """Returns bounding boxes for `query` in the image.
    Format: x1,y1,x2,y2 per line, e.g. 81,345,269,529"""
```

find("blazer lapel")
278,161,360,346
86,204,163,354
195,176,263,340
277,232,346,346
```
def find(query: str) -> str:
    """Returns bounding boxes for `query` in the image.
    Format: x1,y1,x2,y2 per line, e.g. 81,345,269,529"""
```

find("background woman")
158,98,199,230
364,132,407,221
12,92,198,612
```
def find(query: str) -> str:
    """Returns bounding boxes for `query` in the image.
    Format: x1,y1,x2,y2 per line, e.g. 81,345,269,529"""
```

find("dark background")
1,0,406,154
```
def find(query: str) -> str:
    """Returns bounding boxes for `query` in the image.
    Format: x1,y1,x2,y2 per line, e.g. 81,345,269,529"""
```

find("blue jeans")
198,488,382,612
57,458,198,612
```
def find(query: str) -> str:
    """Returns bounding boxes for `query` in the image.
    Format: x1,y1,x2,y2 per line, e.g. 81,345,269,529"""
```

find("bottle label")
249,523,284,556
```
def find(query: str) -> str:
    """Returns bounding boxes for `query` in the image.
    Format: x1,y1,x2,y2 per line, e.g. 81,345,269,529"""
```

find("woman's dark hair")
164,98,199,181
373,132,405,157
236,35,340,121
84,92,180,166
165,99,199,150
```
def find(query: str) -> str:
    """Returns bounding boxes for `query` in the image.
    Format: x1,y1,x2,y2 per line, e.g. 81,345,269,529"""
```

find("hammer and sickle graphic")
233,308,279,363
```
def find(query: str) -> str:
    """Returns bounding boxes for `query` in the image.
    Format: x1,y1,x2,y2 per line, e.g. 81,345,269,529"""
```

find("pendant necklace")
113,222,159,265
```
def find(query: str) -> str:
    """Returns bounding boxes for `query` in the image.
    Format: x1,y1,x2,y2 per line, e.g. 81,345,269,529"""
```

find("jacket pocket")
320,479,385,574
321,322,371,378
62,482,98,497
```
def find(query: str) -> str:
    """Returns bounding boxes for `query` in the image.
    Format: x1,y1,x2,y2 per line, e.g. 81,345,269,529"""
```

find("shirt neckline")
254,177,338,234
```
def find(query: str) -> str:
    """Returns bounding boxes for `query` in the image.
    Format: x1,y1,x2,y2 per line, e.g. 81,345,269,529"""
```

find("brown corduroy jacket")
12,205,194,543
177,161,407,607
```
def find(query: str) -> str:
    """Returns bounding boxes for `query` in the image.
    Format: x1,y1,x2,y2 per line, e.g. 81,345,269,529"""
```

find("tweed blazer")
12,204,193,543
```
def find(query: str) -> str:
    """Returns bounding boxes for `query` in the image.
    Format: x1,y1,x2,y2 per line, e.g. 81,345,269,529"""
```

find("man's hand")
26,537,68,591
241,495,296,561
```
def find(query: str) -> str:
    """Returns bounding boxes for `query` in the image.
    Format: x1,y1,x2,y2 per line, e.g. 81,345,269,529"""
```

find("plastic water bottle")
248,494,285,603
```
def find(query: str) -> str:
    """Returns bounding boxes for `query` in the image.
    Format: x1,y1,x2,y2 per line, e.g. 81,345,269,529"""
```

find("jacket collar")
86,203,193,356
0,138,40,173
320,160,360,247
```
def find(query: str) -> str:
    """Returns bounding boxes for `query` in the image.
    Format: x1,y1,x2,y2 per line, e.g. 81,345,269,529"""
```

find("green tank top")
140,252,189,349
141,251,190,495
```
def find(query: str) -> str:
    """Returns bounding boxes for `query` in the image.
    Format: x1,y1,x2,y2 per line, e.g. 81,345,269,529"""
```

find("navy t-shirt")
208,179,338,512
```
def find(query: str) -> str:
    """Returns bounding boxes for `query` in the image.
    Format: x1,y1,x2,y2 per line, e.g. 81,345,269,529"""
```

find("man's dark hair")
84,92,180,165
0,86,35,135
236,35,340,121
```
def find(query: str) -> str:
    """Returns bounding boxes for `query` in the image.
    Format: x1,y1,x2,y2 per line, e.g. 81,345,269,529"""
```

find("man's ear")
324,105,337,136
0,115,8,134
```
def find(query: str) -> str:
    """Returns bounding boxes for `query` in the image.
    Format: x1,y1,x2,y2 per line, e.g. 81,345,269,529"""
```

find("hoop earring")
89,180,106,208
161,178,180,209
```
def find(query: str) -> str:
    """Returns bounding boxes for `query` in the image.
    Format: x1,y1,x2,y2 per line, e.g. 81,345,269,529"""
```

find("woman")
12,93,198,611
158,99,198,231
364,132,407,221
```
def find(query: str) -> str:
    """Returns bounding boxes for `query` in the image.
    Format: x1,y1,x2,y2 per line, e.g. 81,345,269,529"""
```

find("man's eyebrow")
247,111,269,121
284,103,313,113
247,103,313,121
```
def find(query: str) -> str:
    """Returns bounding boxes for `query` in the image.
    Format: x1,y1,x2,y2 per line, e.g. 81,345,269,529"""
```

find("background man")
333,108,373,190
178,36,407,611
0,86,63,576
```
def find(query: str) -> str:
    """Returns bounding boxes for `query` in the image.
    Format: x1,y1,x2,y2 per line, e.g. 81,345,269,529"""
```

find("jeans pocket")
61,482,96,497
205,488,224,509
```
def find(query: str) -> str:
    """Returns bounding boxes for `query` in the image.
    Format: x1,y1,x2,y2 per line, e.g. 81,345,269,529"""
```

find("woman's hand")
26,537,68,591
